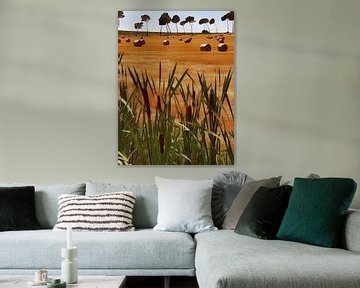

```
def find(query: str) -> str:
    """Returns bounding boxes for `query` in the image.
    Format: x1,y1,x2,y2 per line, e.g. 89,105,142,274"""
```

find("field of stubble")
118,32,234,102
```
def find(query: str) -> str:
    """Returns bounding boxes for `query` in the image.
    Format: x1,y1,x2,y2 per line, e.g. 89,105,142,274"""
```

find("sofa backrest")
86,181,158,229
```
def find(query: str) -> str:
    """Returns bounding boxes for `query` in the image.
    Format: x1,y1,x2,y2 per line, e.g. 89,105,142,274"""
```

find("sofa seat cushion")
0,229,195,270
195,230,360,288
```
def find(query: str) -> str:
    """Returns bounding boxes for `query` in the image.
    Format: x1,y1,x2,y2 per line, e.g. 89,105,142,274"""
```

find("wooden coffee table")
0,275,126,288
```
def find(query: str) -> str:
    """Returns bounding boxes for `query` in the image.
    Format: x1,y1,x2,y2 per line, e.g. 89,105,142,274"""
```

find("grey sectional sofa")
1,181,360,288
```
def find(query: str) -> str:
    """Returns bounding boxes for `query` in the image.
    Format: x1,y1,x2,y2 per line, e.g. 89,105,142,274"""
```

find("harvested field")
118,32,234,98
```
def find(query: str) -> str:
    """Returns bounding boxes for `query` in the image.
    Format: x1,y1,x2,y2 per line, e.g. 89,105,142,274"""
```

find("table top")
0,275,126,288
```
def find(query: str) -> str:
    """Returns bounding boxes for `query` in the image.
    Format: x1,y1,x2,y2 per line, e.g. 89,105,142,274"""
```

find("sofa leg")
164,276,170,288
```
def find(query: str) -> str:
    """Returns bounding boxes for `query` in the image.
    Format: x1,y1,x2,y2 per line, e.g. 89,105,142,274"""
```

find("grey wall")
0,0,359,207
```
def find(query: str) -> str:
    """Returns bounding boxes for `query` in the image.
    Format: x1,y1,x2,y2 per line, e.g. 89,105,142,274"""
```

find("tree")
209,18,217,33
159,12,172,36
199,18,209,33
172,15,180,34
180,20,187,34
221,11,234,33
134,22,143,36
221,13,228,33
185,16,195,35
118,11,125,30
141,14,150,36
228,11,234,33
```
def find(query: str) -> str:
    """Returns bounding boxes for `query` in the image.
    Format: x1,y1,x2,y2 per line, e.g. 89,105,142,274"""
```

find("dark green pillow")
277,178,357,247
235,185,292,239
0,186,41,231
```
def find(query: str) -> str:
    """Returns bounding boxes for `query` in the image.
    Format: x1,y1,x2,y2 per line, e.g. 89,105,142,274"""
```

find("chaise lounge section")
195,215,360,288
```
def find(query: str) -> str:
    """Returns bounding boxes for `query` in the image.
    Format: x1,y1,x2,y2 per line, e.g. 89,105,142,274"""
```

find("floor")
126,276,199,288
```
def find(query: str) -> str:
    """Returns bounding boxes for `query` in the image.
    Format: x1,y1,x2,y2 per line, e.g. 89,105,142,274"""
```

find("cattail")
159,134,165,154
141,87,151,119
209,88,215,121
186,105,193,122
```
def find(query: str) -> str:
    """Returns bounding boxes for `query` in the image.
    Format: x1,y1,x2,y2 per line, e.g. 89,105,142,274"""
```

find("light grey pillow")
212,171,250,228
86,181,158,229
283,173,320,186
222,176,281,230
0,183,85,228
153,177,217,233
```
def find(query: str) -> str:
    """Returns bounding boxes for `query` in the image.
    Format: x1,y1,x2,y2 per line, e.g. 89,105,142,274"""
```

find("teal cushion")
277,178,357,247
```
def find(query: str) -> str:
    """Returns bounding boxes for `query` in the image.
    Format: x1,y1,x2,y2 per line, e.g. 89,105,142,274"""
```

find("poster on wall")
117,10,234,165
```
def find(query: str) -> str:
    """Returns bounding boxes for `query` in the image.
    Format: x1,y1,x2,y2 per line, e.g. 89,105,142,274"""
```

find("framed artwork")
118,10,234,165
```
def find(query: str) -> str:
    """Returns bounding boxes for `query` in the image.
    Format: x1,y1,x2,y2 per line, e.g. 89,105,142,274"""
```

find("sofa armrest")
342,209,360,253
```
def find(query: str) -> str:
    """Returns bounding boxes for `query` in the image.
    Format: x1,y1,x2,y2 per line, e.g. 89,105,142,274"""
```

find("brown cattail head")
141,87,151,119
186,105,193,122
159,134,165,154
210,89,215,108
209,88,215,119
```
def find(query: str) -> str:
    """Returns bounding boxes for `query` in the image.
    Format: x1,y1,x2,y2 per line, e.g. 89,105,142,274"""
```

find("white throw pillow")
53,192,135,231
153,177,217,233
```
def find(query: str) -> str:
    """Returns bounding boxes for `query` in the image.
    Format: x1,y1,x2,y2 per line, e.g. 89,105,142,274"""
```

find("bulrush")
159,134,165,154
186,105,193,123
141,87,151,120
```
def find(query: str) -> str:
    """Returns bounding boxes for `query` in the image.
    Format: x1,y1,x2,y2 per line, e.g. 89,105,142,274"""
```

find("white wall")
0,0,359,207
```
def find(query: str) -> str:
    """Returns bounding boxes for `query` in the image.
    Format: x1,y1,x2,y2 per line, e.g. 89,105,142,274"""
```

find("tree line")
118,11,235,36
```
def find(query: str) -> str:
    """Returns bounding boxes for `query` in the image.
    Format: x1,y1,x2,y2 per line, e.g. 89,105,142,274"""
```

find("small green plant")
118,53,234,165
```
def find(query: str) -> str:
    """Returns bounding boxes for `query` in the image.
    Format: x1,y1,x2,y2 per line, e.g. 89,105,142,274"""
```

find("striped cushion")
53,192,135,232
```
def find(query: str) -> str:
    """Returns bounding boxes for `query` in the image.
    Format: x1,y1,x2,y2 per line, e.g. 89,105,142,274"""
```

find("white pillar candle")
67,225,72,249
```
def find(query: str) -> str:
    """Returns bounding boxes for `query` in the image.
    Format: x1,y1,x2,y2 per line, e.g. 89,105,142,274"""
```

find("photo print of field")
118,10,234,165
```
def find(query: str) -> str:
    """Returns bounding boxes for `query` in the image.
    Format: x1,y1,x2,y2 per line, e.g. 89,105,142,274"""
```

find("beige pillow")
222,176,281,229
